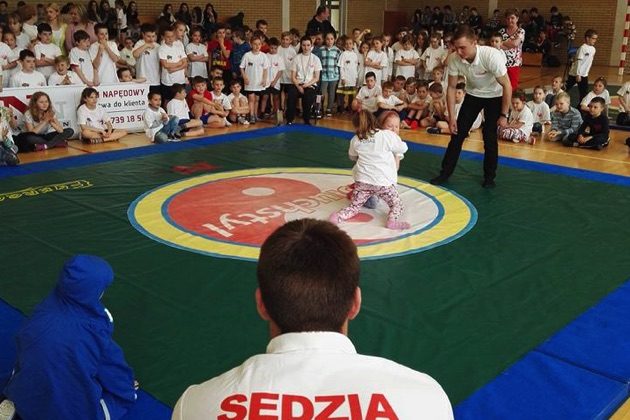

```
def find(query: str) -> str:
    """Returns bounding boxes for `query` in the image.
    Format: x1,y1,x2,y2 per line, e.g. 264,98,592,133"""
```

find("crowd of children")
0,2,626,167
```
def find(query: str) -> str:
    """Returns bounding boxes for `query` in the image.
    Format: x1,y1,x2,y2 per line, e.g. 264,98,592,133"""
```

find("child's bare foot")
386,219,410,230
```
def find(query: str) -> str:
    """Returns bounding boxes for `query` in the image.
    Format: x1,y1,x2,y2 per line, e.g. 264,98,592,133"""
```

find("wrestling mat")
1,125,629,418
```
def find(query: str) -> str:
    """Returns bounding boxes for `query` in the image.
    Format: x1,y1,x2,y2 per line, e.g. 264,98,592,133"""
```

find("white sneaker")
0,399,16,420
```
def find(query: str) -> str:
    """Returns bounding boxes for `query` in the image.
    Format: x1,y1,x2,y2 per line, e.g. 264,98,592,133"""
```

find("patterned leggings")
497,126,528,142
337,181,404,222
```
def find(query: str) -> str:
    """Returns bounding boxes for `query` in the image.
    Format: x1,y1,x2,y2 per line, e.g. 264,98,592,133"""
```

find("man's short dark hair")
453,25,477,41
140,23,156,34
316,5,328,16
19,49,35,60
257,219,360,333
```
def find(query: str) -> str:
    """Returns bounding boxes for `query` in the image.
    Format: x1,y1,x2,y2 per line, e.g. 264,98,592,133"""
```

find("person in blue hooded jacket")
3,254,137,420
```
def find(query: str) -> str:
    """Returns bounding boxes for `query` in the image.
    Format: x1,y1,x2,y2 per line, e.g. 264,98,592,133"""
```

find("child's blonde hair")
352,110,377,140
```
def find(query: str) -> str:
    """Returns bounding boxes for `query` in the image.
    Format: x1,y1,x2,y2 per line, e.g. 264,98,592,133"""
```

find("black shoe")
482,179,496,188
429,175,448,185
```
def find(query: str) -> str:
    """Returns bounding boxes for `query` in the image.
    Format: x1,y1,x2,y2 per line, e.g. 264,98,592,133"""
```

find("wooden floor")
14,65,629,178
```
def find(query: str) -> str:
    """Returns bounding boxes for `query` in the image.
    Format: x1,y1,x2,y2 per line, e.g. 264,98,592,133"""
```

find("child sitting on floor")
579,76,610,116
166,84,205,138
421,83,447,131
497,89,535,144
143,91,180,143
527,85,551,135
563,96,609,149
77,87,128,144
548,92,583,144
227,79,250,125
429,82,482,135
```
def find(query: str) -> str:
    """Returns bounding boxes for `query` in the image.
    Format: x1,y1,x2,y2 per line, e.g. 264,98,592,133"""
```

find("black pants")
439,94,501,181
15,129,74,152
286,85,316,124
562,133,609,148
565,75,589,104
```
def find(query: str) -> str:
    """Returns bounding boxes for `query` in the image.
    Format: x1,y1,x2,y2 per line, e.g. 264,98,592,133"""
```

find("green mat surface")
1,130,629,406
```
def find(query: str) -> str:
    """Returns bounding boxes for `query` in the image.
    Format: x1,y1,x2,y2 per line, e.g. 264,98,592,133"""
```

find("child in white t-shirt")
364,36,388,86
394,35,419,80
240,35,269,123
90,24,120,85
278,32,297,110
352,71,382,114
498,90,535,144
421,34,447,79
210,77,232,127
545,75,564,110
579,76,610,114
34,23,61,78
185,27,208,79
143,91,180,143
69,30,96,86
7,13,31,49
77,87,128,143
617,81,630,114
48,55,82,85
159,26,188,101
337,36,359,113
1,32,21,88
119,37,136,71
116,67,146,83
376,81,405,117
133,24,161,89
260,37,284,120
10,49,46,87
227,79,250,125
166,84,205,137
527,85,551,134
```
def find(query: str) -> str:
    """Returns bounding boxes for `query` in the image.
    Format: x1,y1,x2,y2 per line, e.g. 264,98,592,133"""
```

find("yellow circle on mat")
128,167,477,260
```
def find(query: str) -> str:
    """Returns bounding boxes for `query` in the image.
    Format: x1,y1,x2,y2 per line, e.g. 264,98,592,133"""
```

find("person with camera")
285,35,322,125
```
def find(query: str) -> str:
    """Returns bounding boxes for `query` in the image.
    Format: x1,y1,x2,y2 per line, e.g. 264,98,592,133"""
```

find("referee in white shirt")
173,219,453,420
430,26,512,188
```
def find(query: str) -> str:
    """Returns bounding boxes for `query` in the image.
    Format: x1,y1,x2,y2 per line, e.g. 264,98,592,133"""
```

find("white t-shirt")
16,32,31,49
23,24,38,41
173,332,453,420
120,47,135,67
350,130,408,186
212,92,232,110
266,53,285,90
48,70,83,86
159,42,187,86
617,82,630,112
384,47,394,80
580,90,611,107
77,104,110,131
394,48,420,79
10,70,47,88
89,41,120,85
240,51,270,92
365,50,388,85
2,46,22,87
421,46,447,74
69,47,95,84
509,106,534,137
143,105,167,139
569,44,596,77
185,42,208,78
356,85,382,113
134,40,161,85
291,53,322,86
117,7,127,29
166,98,190,120
526,100,551,123
227,92,247,110
34,42,62,78
447,46,507,98
377,94,404,108
278,45,297,84
24,110,55,134
337,50,359,88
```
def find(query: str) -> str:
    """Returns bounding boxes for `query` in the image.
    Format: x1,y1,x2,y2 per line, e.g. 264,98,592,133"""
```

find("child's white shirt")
166,97,191,120
349,129,408,186
120,47,136,66
227,92,248,110
337,50,359,88
143,105,167,139
569,43,595,77
48,70,83,86
617,81,630,112
378,94,404,107
278,45,297,84
580,90,611,107
266,53,285,90
356,85,382,113
526,100,551,123
10,70,46,88
212,92,232,110
2,46,22,87
290,53,322,85
186,42,208,78
133,40,161,85
90,41,120,84
23,23,38,41
384,47,394,79
240,51,270,91
421,46,447,74
394,48,420,79
365,50,388,85
509,106,534,137
16,32,31,49
159,42,187,85
34,42,62,78
77,104,111,131
70,47,95,84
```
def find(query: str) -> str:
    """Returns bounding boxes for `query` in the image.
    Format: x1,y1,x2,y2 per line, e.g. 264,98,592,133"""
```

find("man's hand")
498,115,508,128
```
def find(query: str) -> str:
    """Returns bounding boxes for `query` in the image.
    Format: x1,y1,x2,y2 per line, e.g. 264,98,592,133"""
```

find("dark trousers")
565,75,589,104
15,129,74,152
286,85,316,124
563,133,609,148
439,94,501,181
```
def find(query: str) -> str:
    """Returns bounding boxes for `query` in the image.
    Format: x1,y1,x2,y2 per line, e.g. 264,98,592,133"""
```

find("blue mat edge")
1,124,629,187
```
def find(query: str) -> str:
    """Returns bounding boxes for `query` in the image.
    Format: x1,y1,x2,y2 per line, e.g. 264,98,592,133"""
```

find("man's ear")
255,288,271,321
347,287,362,320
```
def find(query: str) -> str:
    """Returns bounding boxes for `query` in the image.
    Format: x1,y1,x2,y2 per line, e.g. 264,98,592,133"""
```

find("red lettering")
365,394,399,420
250,392,280,420
281,394,314,420
314,395,346,420
0,96,28,113
347,394,362,420
218,394,248,420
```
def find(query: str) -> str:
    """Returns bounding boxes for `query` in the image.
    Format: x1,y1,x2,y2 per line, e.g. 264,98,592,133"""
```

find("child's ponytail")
352,110,377,140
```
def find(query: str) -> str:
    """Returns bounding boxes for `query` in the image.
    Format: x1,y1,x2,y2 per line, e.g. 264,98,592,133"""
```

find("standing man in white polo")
430,26,512,188
173,219,453,420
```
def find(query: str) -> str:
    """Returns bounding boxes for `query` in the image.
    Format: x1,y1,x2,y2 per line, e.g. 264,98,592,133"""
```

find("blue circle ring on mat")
127,167,478,261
